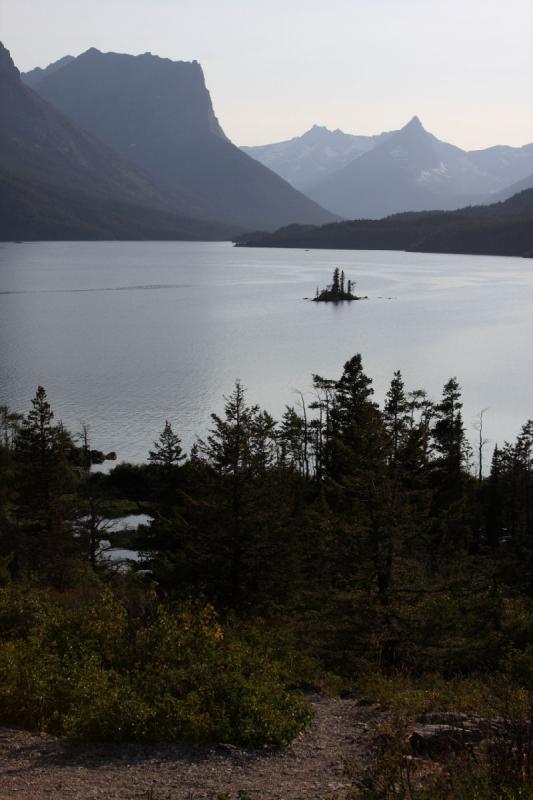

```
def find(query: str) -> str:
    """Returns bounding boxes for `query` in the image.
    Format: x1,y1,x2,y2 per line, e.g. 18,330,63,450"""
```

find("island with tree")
313,267,365,302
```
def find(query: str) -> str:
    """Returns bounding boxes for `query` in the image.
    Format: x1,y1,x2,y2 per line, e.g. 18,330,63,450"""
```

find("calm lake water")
1,241,532,464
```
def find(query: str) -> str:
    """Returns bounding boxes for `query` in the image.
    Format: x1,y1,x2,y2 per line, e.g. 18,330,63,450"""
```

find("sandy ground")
0,694,379,799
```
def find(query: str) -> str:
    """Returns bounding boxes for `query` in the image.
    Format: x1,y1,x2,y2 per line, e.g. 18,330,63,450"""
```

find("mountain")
467,144,533,194
24,48,335,231
304,116,499,219
0,42,232,241
241,125,391,191
0,172,224,242
23,55,75,88
243,117,533,220
492,170,533,202
236,189,533,258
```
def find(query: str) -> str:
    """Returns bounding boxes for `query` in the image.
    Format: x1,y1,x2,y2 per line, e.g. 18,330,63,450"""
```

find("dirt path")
0,695,379,799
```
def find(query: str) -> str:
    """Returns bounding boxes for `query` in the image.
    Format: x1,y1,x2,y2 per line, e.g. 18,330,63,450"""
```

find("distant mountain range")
243,118,533,219
22,48,335,233
236,189,533,258
242,125,393,191
4,41,533,244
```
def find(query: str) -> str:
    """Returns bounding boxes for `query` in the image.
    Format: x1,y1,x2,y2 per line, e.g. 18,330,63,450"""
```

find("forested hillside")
238,189,533,257
1,356,533,796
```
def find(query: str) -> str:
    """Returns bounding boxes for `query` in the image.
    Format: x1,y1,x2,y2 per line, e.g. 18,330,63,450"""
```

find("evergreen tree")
149,421,186,470
383,371,409,462
278,406,306,473
197,382,271,606
432,378,465,503
331,354,375,441
485,444,504,549
14,387,78,577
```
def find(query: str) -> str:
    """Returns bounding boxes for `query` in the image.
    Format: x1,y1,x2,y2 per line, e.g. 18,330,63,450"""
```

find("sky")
2,0,533,150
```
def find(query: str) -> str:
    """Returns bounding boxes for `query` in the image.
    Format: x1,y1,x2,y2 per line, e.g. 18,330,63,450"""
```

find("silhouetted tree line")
236,189,533,258
1,355,532,675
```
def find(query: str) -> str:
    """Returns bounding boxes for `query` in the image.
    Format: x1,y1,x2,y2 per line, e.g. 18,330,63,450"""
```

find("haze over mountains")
22,48,335,233
243,118,533,219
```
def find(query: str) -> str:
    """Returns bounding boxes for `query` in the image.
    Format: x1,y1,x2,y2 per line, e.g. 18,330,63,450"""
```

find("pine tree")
279,406,306,473
149,421,186,470
14,387,78,576
197,382,263,606
384,371,409,462
331,354,375,439
432,377,465,498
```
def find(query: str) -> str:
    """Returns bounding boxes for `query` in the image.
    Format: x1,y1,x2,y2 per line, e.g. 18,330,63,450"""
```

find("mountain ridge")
243,117,533,219
24,49,336,231
241,124,391,191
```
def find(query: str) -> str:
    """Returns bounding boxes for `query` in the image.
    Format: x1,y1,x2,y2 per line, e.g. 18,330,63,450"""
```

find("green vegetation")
0,585,309,744
1,353,533,797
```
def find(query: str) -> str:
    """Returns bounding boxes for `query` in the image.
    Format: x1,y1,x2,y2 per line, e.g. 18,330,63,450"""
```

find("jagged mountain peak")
22,54,75,88
394,115,433,142
0,42,20,79
404,114,425,130
76,46,204,74
302,124,335,140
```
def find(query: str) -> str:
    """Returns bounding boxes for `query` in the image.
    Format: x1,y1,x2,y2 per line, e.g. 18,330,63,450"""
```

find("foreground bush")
0,585,311,744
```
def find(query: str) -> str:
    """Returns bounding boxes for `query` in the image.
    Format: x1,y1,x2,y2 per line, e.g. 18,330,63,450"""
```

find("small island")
313,267,364,302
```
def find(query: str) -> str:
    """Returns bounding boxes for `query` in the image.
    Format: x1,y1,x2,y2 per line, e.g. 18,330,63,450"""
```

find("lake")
1,241,531,465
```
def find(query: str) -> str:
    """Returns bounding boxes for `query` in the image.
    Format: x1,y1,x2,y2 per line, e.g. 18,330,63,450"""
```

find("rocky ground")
0,695,380,800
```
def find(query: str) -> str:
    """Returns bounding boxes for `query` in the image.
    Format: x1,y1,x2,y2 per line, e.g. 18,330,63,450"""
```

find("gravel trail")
0,695,379,799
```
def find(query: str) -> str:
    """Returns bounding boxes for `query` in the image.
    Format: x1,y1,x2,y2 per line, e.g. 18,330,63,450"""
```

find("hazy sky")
3,0,533,149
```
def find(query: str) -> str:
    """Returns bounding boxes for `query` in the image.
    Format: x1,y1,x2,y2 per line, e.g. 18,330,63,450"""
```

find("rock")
105,451,117,460
415,712,469,726
409,724,477,756
417,713,507,738
89,449,105,464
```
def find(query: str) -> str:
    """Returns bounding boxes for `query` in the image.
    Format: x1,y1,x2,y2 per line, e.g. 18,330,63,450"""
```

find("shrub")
0,586,311,744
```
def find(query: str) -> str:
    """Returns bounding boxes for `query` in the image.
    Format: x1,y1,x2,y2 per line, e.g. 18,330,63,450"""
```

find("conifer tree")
279,406,306,473
14,387,78,576
384,371,409,462
331,354,375,440
432,377,465,501
149,421,186,470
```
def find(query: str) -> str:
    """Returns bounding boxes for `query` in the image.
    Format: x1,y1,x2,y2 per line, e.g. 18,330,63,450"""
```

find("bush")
0,586,311,744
